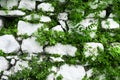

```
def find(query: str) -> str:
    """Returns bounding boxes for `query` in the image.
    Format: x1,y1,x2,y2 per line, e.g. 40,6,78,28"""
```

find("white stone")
98,10,106,18
0,10,25,17
79,18,98,30
0,35,20,53
56,64,85,80
40,15,51,22
21,37,43,54
17,21,43,36
101,18,119,29
10,59,16,65
109,13,115,18
0,19,3,30
58,12,68,21
24,14,40,20
6,56,19,60
0,57,9,72
51,66,58,72
89,0,98,9
86,69,93,78
84,42,104,60
47,73,55,80
18,0,35,10
13,60,29,72
59,20,66,30
45,43,77,56
1,75,8,80
3,70,13,76
86,13,95,18
24,14,51,22
52,25,64,31
0,0,18,9
38,3,54,12
59,0,65,3
50,57,64,62
35,0,44,1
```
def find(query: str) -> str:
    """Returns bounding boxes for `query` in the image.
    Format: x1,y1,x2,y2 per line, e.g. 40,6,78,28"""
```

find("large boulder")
0,35,20,53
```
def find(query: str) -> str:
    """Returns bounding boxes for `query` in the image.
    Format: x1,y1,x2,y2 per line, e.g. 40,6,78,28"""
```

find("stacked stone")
0,0,119,80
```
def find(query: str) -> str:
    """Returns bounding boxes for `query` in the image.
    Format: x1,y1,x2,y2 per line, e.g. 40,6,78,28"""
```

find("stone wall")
0,0,120,80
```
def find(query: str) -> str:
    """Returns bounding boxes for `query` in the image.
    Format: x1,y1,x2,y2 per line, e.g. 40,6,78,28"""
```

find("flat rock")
0,57,9,72
0,35,20,53
56,64,85,80
21,37,43,54
101,18,119,29
84,42,104,60
0,0,18,9
18,0,35,10
45,43,77,56
17,21,43,36
0,10,25,17
38,3,54,12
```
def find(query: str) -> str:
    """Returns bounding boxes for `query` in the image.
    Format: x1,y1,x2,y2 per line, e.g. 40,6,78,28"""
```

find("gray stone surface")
0,35,20,53
17,21,43,36
0,10,25,17
18,0,35,10
21,37,43,54
0,57,9,72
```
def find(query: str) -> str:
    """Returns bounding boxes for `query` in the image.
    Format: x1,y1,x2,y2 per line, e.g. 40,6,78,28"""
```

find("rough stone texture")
21,37,43,54
0,57,9,72
58,12,68,21
84,42,104,60
56,64,85,80
38,3,54,12
0,35,20,53
0,10,25,17
45,43,77,56
17,21,43,36
101,18,119,29
18,0,35,10
0,0,18,9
